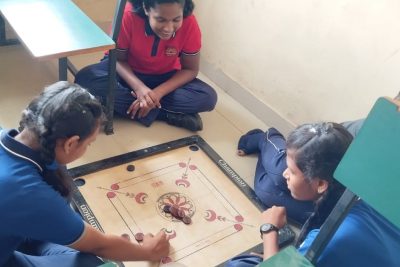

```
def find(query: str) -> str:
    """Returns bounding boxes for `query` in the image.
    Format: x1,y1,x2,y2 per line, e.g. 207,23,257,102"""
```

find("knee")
75,65,96,88
75,64,102,86
198,83,218,111
75,64,110,98
75,59,109,85
207,86,218,110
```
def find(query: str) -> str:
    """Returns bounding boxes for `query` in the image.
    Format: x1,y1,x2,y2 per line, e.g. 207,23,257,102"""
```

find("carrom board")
69,135,294,266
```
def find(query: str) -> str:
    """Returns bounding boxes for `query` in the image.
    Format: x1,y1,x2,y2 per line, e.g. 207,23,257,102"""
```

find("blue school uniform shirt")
0,129,84,266
298,200,400,267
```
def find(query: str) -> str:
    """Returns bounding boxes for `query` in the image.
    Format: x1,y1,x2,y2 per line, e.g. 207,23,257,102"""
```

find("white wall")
195,0,400,129
72,0,400,131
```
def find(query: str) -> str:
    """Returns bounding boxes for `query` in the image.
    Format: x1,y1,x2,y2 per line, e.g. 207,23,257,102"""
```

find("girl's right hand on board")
142,231,171,261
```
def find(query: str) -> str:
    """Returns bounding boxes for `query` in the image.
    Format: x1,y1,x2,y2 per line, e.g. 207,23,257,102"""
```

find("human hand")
127,86,161,119
142,231,170,261
137,89,161,118
261,206,287,229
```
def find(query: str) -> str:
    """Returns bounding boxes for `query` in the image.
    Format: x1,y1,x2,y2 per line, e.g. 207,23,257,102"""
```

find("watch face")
261,223,273,232
260,223,278,234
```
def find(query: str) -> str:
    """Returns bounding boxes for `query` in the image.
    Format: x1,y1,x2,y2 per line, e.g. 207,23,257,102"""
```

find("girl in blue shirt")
227,122,400,267
0,82,170,267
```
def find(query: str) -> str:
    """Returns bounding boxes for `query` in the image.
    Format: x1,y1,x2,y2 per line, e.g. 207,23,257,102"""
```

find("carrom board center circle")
157,192,196,221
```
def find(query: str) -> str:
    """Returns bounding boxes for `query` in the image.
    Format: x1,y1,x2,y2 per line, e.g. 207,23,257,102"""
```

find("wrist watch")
260,223,279,239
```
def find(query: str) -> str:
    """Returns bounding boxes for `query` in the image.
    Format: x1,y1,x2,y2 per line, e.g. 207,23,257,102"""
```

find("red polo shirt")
117,3,202,75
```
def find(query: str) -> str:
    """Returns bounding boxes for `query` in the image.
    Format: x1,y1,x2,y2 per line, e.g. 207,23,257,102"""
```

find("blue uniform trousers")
251,128,314,224
75,58,217,126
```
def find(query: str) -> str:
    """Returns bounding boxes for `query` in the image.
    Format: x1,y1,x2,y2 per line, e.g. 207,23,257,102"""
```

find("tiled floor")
0,44,268,189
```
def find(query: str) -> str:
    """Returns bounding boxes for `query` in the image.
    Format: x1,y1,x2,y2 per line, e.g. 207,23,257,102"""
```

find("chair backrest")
334,97,400,228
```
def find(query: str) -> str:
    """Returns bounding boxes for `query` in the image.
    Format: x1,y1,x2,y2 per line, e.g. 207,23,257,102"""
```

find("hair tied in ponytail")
46,160,59,171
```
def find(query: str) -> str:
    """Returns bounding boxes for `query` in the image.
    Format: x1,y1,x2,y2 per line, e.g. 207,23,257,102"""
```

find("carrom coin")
170,205,180,218
182,216,192,225
134,232,144,242
126,164,135,172
177,209,185,219
163,205,171,213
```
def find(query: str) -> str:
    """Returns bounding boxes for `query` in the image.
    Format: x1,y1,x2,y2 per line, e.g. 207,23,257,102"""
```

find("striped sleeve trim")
66,223,87,247
181,50,200,56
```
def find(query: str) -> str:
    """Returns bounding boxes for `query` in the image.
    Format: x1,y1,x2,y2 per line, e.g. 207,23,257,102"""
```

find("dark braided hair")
129,0,195,18
19,81,103,198
286,122,353,246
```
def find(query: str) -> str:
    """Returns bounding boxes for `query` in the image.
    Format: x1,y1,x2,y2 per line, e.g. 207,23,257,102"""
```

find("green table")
0,0,120,134
0,0,115,79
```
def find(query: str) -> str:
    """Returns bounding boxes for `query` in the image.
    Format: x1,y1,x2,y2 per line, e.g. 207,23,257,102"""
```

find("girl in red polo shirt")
76,0,217,132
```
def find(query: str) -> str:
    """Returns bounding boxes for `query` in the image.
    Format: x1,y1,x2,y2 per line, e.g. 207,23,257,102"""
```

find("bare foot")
237,129,264,156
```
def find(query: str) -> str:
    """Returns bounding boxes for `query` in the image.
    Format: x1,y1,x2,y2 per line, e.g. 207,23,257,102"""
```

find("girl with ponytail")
0,82,170,267
227,122,400,267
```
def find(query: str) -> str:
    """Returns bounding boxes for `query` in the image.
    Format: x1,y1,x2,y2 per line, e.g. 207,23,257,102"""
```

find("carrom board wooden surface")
69,136,266,266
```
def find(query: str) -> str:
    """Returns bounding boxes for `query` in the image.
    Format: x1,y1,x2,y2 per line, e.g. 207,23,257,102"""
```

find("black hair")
19,81,104,198
287,122,353,246
129,0,195,18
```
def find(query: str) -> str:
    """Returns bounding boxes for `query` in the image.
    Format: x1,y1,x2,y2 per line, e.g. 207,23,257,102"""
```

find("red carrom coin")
169,205,180,218
134,232,144,242
177,209,185,219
